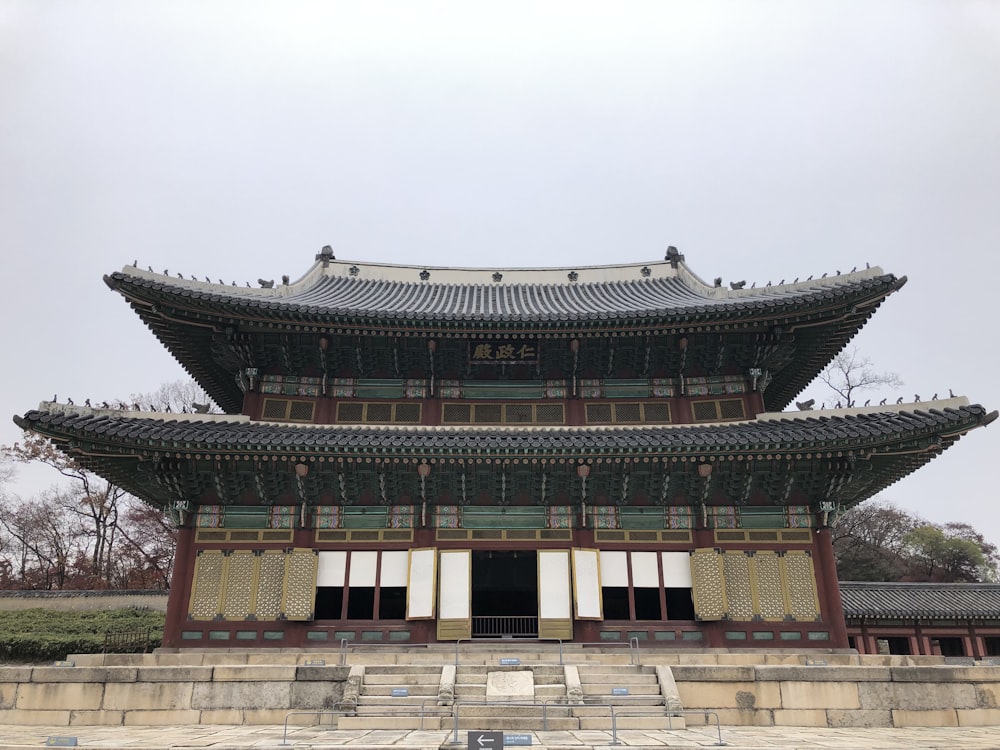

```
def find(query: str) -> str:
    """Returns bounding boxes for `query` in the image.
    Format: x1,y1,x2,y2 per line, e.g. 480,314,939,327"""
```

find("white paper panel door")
661,552,693,588
380,551,409,587
631,551,660,588
599,550,628,587
316,551,346,587
572,548,602,620
437,549,472,640
538,549,573,639
348,550,378,587
406,548,437,620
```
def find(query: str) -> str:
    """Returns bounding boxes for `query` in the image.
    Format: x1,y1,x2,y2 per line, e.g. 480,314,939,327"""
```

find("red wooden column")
813,527,849,648
163,525,196,648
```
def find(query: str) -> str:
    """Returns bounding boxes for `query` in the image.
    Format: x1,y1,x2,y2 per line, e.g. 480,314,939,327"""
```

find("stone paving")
1,725,1000,750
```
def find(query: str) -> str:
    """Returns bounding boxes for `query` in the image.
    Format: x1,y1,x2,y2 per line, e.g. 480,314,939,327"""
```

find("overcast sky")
2,1,999,548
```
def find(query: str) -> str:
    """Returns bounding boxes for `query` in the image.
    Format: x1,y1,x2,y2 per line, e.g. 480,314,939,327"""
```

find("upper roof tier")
107,252,902,325
104,251,906,413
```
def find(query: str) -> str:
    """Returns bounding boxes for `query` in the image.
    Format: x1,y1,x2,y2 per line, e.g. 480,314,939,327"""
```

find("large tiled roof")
15,401,990,456
105,259,903,325
840,581,1000,619
13,400,994,510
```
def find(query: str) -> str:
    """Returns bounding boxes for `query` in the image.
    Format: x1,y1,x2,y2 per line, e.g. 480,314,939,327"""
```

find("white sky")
2,1,999,547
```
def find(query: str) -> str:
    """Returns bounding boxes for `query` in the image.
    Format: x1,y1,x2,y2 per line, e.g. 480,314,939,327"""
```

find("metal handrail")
280,708,352,745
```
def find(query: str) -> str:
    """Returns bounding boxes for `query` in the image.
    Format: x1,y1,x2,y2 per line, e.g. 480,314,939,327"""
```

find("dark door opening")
471,551,538,637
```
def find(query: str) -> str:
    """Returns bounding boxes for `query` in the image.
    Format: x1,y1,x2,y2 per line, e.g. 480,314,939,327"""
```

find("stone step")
571,700,666,714
582,684,661,696
363,665,443,675
579,715,686,730
457,665,564,677
363,673,442,685
354,703,449,715
338,715,447,730
361,685,439,697
454,717,581,731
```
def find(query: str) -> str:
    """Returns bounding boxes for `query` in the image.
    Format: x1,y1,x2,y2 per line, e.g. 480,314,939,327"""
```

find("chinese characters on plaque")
469,339,538,365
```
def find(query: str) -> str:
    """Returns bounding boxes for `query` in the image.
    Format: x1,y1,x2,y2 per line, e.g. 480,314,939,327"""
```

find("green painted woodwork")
618,507,666,530
219,506,268,529
461,505,547,529
342,507,388,529
739,507,787,529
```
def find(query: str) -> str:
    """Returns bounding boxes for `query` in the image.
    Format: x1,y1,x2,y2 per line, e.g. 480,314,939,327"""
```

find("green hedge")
0,608,165,663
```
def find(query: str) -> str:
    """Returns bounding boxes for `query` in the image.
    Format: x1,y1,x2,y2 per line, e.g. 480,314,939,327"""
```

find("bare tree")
817,345,903,407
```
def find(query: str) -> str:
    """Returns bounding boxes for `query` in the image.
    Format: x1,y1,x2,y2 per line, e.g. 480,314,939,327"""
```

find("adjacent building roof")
840,581,1000,619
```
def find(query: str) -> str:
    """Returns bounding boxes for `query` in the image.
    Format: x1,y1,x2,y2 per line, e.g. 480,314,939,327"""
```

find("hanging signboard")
468,339,538,365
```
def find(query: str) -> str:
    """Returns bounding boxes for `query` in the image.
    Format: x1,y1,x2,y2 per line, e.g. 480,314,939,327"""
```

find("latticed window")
335,402,423,424
692,398,746,422
585,401,671,425
261,398,316,423
441,403,566,425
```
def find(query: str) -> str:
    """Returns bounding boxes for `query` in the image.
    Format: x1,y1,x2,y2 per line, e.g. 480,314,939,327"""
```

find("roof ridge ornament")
665,245,684,268
315,245,335,267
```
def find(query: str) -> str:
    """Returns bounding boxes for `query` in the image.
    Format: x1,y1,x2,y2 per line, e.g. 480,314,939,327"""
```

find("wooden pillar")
813,527,849,648
163,526,196,648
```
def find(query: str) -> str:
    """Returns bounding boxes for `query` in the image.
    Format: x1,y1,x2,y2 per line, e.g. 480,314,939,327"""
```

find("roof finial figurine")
132,259,137,266
779,279,784,285
177,272,183,278
834,401,841,409
821,272,827,278
866,262,871,269
807,275,813,281
258,279,274,288
864,399,870,406
282,275,290,285
750,282,756,288
52,394,57,402
219,279,224,285
85,398,91,407
147,266,153,272
67,397,73,405
949,388,955,398
205,276,211,283
665,245,683,267
795,398,814,410
245,282,251,288
316,245,335,265
914,394,920,402
851,266,857,273
101,401,109,409
163,269,168,276
729,280,746,290
932,393,938,400
714,277,722,287
896,397,903,404
880,398,887,405
820,402,826,409
792,277,798,284
193,402,210,414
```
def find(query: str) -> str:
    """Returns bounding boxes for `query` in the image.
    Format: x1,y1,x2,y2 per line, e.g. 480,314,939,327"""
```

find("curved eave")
104,265,903,329
14,402,993,509
104,264,906,414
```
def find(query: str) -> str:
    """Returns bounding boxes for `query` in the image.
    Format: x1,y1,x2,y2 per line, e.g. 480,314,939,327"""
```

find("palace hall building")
14,248,995,650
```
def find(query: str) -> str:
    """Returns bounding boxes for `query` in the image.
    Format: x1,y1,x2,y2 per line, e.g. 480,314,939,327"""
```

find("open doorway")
471,550,538,637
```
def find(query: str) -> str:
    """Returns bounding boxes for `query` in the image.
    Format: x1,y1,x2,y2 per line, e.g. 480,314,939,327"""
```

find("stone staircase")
339,663,450,730
573,663,685,730
335,651,685,731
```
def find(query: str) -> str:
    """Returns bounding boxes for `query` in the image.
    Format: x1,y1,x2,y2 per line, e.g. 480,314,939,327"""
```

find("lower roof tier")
14,399,994,512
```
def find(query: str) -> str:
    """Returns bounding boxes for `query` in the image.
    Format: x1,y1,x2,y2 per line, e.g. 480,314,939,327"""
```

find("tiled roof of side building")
840,581,1000,619
105,257,905,324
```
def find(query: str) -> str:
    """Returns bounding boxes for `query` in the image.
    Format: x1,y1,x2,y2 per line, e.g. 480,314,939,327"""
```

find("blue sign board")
612,687,629,695
391,688,410,697
45,739,78,747
504,734,532,745
304,659,326,666
499,658,521,666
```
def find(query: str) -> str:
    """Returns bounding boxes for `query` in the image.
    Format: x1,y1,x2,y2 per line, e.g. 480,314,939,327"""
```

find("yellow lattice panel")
222,551,258,620
255,551,286,621
723,552,754,621
283,548,318,621
690,548,727,621
189,551,225,621
783,551,820,621
753,551,786,621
